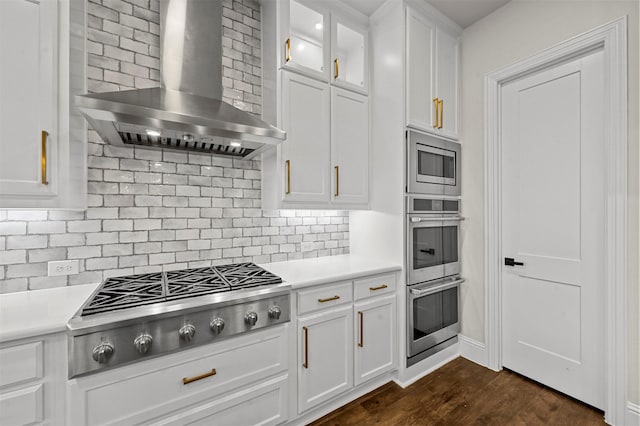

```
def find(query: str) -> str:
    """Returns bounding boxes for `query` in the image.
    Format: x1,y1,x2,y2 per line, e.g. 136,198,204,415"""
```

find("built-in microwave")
407,130,461,196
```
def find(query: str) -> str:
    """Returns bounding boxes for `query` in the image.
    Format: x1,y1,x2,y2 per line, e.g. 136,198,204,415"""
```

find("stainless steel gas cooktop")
81,263,283,315
67,263,290,378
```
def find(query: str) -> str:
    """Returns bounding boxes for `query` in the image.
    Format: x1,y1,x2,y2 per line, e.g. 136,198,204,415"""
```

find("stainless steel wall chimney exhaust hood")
76,0,285,159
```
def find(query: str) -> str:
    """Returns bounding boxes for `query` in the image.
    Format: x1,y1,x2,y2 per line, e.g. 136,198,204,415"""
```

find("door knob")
504,257,524,266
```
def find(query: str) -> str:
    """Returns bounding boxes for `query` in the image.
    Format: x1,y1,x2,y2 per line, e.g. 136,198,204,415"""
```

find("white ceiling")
340,0,511,28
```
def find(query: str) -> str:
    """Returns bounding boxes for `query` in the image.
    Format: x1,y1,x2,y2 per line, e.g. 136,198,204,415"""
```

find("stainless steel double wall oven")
406,130,463,366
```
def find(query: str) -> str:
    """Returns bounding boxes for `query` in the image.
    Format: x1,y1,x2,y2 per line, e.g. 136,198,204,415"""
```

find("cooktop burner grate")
81,263,283,316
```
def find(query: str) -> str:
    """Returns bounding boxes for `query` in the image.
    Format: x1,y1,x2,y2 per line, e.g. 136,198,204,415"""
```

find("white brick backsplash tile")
0,222,27,235
120,255,148,267
120,13,149,32
28,248,66,263
150,162,176,173
200,229,222,239
149,252,174,265
202,187,223,197
86,207,119,219
148,185,175,196
69,246,102,259
0,250,27,264
86,257,118,270
163,174,188,185
121,159,149,171
176,185,200,197
86,232,119,245
7,262,47,278
149,230,176,241
1,279,28,293
162,241,187,252
104,195,134,206
119,207,149,218
177,251,199,262
120,183,149,194
175,229,199,240
135,172,162,184
201,166,223,177
28,221,65,234
187,240,210,250
134,242,162,254
120,231,148,243
134,265,162,274
162,219,187,229
103,268,135,279
189,197,210,208
7,236,47,250
187,219,210,229
135,195,163,206
163,151,188,163
149,207,175,218
134,219,161,230
175,208,200,218
28,275,68,290
68,220,102,233
103,243,133,256
49,234,85,247
68,271,103,286
163,197,188,207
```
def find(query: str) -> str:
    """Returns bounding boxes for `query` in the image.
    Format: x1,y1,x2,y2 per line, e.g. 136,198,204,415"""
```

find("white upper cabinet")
280,71,331,205
279,0,330,81
331,88,368,205
331,16,368,94
262,0,370,210
0,0,86,209
405,6,460,140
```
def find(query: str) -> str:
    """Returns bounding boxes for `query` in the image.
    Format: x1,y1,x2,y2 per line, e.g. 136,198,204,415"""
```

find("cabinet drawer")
0,341,43,388
297,281,352,315
73,328,288,426
0,384,43,426
147,374,288,426
354,273,396,301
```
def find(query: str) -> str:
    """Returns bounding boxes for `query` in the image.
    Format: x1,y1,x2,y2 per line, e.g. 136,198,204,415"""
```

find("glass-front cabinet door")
331,16,368,94
280,0,329,80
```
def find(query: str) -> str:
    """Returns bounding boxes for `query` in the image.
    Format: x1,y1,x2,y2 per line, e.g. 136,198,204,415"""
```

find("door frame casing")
483,17,628,424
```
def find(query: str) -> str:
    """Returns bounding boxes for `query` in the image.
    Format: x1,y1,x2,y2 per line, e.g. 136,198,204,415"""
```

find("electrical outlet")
48,260,79,277
301,242,314,252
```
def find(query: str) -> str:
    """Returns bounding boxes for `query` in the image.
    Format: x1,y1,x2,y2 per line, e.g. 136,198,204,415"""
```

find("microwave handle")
410,216,464,223
410,278,465,296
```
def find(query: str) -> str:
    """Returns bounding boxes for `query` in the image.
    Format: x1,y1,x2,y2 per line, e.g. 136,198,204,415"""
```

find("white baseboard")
458,334,489,368
627,402,640,426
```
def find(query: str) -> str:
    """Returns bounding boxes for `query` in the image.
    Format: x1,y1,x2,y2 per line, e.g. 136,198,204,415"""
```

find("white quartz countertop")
0,283,99,343
260,254,401,289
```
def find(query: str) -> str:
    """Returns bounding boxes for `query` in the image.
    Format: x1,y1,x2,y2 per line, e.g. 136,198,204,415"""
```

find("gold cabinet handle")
182,369,216,385
302,326,309,368
318,295,340,303
285,160,291,194
334,58,339,79
369,284,388,291
433,98,439,128
438,99,444,129
285,38,291,63
334,165,339,197
358,311,364,347
41,130,49,185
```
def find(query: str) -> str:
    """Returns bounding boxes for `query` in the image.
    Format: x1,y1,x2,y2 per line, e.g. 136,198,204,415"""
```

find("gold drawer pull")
285,38,291,63
358,311,364,347
41,130,49,185
318,295,340,303
433,98,439,128
369,284,388,291
182,369,217,385
334,58,339,79
438,99,444,129
334,165,339,197
303,326,309,368
285,160,291,194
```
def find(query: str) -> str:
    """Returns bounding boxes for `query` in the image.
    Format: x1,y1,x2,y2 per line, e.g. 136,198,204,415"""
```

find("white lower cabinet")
295,273,397,415
67,325,289,426
354,295,396,386
297,305,353,413
0,334,66,426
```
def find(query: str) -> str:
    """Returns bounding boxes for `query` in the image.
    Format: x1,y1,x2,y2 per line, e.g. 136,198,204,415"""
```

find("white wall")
460,0,639,405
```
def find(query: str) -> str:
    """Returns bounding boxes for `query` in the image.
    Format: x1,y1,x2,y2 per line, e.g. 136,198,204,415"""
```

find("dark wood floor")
310,357,605,425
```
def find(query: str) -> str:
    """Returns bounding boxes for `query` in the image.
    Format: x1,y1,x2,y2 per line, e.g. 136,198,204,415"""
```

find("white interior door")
501,49,605,409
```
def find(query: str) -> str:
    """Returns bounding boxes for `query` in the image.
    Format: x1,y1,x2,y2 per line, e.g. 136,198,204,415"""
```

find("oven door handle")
410,278,465,297
410,216,464,223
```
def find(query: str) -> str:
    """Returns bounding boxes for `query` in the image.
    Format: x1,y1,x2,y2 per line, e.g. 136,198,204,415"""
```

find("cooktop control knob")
245,311,258,326
92,341,115,364
179,323,196,342
134,333,153,355
210,317,225,334
268,305,282,320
